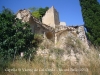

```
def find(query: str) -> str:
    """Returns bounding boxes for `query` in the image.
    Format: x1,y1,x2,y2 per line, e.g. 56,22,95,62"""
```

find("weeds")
1,37,100,75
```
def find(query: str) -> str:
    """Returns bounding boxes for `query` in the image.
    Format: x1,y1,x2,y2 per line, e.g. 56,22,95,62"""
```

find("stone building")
16,6,89,48
42,6,60,28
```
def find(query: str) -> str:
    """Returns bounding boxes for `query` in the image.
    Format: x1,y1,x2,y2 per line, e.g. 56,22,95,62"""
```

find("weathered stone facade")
16,6,89,48
42,6,60,28
16,9,55,41
16,6,90,64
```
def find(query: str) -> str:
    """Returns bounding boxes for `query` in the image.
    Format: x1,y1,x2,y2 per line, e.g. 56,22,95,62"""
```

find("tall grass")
1,46,99,75
1,36,100,75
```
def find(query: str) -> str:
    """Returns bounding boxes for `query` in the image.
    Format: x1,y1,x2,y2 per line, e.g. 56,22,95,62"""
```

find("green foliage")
38,7,49,17
30,7,49,21
0,7,36,70
32,34,43,48
28,7,38,12
32,10,41,20
24,48,36,61
79,0,100,46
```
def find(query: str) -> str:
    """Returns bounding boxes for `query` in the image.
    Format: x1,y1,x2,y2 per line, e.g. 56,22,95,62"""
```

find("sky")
0,0,100,26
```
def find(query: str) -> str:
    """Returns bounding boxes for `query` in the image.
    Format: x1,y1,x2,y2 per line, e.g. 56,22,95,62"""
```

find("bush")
0,7,36,71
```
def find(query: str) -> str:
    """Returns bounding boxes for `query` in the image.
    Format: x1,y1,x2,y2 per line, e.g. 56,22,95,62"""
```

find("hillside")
0,7,100,75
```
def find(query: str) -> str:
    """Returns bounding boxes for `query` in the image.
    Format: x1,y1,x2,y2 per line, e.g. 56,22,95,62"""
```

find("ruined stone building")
16,6,89,49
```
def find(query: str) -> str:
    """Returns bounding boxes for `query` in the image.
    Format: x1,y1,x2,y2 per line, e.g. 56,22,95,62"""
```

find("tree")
79,0,100,46
39,7,49,17
38,7,49,21
29,7,38,12
0,7,36,70
32,10,42,20
30,7,49,21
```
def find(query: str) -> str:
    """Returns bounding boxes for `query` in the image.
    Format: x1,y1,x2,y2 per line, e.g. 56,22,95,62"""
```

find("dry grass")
1,36,100,75
1,46,99,75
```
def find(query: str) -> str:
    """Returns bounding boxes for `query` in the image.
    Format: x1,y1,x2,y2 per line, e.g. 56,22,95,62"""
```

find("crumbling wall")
55,25,89,49
76,26,89,48
16,9,55,42
16,9,89,49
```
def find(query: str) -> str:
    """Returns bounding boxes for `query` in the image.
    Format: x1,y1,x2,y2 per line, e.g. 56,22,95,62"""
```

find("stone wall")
42,6,60,28
16,9,89,49
76,26,89,48
55,25,89,49
16,9,55,42
16,7,90,64
60,22,66,26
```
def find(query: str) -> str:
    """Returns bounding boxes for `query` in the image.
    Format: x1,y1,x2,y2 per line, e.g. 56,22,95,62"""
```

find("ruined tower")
16,7,89,49
42,6,60,28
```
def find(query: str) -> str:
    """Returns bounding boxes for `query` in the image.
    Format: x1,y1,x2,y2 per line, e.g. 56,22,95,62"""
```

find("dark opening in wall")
46,32,53,39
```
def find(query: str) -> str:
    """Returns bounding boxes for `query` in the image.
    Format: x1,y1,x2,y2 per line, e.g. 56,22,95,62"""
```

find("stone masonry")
16,6,89,48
